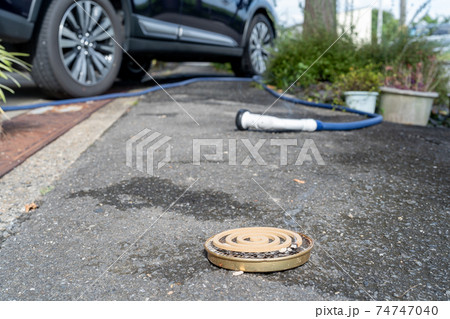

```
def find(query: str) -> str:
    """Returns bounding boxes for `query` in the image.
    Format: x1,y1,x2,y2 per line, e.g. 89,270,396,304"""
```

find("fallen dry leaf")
167,291,174,295
25,203,38,212
293,179,305,184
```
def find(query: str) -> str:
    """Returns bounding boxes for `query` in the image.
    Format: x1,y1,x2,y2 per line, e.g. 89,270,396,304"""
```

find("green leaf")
0,89,6,103
0,83,14,94
0,40,31,104
0,63,13,72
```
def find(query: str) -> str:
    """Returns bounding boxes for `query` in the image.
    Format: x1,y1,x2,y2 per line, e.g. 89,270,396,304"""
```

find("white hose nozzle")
236,109,318,132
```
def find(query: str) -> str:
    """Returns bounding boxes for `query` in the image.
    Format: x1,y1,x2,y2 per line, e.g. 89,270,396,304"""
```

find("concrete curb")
0,96,139,242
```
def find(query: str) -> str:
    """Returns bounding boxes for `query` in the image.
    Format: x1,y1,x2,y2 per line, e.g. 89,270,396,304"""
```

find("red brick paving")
0,99,112,177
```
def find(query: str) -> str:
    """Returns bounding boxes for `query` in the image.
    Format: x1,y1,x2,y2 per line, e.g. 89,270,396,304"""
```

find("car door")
178,0,247,47
131,0,183,40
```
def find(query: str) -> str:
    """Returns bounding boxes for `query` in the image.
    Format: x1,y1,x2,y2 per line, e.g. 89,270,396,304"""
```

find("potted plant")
379,56,441,126
336,64,382,113
0,41,30,134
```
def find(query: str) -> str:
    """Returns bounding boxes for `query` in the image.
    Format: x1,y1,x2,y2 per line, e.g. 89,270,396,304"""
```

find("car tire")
232,14,274,77
118,56,151,82
31,0,123,98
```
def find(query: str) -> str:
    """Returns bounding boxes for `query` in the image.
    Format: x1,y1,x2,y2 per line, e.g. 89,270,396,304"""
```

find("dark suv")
0,0,277,98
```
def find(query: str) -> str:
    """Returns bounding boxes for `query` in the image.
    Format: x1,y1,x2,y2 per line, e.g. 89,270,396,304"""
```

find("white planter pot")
344,91,378,113
379,87,438,126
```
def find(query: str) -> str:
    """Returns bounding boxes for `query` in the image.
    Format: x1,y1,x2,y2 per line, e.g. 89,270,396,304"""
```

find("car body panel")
1,0,277,48
178,0,244,45
131,0,183,24
137,15,179,40
127,37,243,59
179,23,238,47
0,9,34,42
0,0,33,18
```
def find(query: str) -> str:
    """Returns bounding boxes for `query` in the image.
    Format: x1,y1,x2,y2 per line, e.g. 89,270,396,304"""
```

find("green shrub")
336,64,383,92
265,30,361,89
266,28,448,106
325,64,383,105
359,30,438,67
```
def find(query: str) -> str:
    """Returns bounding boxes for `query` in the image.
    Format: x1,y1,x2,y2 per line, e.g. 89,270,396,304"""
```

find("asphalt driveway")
0,74,448,300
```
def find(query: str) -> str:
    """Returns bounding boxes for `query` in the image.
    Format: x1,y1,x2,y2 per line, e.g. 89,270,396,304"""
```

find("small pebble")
233,271,244,276
279,247,287,253
290,244,297,249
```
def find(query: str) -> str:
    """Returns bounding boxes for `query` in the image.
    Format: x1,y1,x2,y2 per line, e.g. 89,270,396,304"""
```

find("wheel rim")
58,1,116,86
249,21,272,74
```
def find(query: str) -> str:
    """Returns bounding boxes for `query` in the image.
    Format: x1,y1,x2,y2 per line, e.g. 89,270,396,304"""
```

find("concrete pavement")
0,72,448,300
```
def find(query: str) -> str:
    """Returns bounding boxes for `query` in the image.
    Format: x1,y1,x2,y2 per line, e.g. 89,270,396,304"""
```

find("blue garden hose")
251,80,383,131
1,77,253,111
2,76,382,131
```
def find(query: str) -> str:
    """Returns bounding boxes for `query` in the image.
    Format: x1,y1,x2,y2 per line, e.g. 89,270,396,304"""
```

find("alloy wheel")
248,22,272,74
58,1,116,86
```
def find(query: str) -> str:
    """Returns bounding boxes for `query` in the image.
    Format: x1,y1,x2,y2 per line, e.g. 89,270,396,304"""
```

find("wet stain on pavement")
68,176,264,221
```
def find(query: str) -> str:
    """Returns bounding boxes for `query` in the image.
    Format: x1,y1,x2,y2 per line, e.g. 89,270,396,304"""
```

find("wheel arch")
109,0,133,47
240,6,277,47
